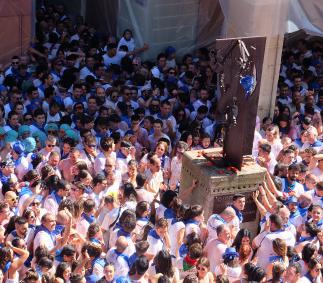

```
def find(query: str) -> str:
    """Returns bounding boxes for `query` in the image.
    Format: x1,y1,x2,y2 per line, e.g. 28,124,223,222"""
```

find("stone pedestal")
179,148,266,236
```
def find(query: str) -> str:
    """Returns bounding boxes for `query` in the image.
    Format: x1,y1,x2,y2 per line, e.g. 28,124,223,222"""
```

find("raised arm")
252,190,267,217
8,243,30,277
265,171,283,198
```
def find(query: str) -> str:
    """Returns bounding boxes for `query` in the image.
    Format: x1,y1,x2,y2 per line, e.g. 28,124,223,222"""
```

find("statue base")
179,148,266,237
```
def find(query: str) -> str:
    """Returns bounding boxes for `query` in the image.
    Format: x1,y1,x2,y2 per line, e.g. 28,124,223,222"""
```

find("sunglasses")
12,62,19,65
31,202,40,206
47,130,57,134
87,144,96,148
197,266,207,271
47,144,55,147
24,118,33,121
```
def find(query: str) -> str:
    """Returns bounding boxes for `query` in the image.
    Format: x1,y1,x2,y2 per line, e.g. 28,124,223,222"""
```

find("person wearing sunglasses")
4,55,20,77
39,135,59,162
300,257,322,283
196,257,214,283
80,135,98,176
4,191,19,217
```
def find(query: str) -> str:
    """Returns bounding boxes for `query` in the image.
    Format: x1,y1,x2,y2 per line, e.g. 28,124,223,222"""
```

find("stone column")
219,0,289,119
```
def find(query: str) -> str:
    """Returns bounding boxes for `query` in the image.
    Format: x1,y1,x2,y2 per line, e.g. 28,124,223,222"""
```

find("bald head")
278,206,290,224
221,206,236,222
116,236,128,252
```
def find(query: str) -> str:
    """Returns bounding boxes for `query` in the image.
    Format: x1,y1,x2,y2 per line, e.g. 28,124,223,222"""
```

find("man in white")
43,180,70,216
204,224,231,273
207,207,236,242
33,211,72,253
106,236,130,277
252,214,296,269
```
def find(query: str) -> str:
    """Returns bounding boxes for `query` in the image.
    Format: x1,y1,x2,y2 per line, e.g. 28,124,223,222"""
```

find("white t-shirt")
169,220,185,257
254,230,296,269
94,152,116,175
169,156,182,189
205,239,228,273
33,230,55,253
146,230,164,256
281,178,305,198
117,37,135,52
103,52,127,67
106,248,130,277
207,214,227,242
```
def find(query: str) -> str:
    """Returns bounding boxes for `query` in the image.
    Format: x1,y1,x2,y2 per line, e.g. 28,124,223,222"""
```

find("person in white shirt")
11,141,31,181
257,143,277,175
106,236,130,277
117,29,135,52
128,255,150,283
116,141,132,176
265,126,283,159
207,207,236,242
76,199,96,238
43,179,70,216
33,212,71,253
204,224,231,273
175,243,203,279
252,214,296,270
192,88,212,112
109,210,136,256
169,141,188,190
135,174,155,204
299,258,322,283
94,137,116,175
311,154,323,182
146,218,170,261
100,196,121,247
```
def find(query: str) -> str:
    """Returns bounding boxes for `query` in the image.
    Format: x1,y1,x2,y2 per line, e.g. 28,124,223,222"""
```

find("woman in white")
147,250,180,283
196,257,214,283
0,239,29,283
169,141,188,190
167,198,186,258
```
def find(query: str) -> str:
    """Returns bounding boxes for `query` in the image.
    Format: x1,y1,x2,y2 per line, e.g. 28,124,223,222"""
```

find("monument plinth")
179,148,266,236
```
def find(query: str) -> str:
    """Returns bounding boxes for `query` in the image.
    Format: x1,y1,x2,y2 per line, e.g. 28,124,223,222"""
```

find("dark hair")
157,275,171,283
232,194,245,202
87,223,100,238
259,143,271,154
136,174,147,188
55,262,70,281
70,274,85,283
83,199,95,213
244,263,266,282
136,201,149,218
269,214,283,230
154,250,174,278
185,205,203,220
100,137,114,152
302,243,317,263
232,228,251,251
188,243,203,259
183,274,199,283
38,256,54,269
134,255,149,275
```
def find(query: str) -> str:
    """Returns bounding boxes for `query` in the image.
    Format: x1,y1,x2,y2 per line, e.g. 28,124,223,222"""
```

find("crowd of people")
0,2,322,283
